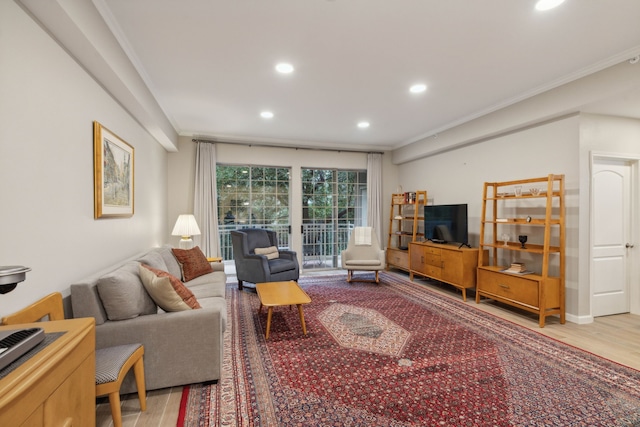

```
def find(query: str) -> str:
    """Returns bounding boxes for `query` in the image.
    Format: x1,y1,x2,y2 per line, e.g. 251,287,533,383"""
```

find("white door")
591,159,633,317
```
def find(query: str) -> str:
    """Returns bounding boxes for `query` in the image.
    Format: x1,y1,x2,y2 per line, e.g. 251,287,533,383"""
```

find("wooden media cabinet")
409,241,486,301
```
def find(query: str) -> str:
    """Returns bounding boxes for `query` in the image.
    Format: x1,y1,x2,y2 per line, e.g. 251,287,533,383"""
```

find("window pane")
217,164,291,259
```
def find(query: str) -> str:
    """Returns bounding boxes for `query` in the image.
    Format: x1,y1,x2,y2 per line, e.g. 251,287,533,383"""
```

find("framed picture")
93,121,134,218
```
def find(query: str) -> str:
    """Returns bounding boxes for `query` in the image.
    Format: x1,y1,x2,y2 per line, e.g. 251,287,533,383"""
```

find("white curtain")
193,142,220,257
366,152,383,245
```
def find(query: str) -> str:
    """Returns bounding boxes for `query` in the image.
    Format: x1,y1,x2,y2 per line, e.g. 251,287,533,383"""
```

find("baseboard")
565,313,593,324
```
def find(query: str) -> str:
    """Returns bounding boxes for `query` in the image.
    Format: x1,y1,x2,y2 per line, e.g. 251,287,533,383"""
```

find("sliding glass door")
301,168,367,270
216,164,366,272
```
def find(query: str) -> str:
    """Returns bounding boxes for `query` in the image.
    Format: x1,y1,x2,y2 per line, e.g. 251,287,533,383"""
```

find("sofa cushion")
157,246,183,279
96,261,157,320
137,251,168,272
139,264,201,311
254,245,279,260
171,246,214,282
185,271,227,299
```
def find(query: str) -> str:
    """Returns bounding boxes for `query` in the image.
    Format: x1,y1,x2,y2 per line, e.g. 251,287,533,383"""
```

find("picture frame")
93,121,134,218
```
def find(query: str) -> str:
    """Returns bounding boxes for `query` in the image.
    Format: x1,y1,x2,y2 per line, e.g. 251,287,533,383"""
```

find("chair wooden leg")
375,271,379,283
133,357,147,411
347,270,353,282
96,344,146,427
108,391,123,427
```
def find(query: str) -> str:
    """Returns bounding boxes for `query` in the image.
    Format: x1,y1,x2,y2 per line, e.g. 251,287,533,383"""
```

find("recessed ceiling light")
410,83,427,94
260,111,274,119
357,121,370,129
275,63,294,74
535,0,565,11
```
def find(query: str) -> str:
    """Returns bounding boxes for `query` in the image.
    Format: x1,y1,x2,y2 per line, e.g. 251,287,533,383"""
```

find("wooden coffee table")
256,281,311,339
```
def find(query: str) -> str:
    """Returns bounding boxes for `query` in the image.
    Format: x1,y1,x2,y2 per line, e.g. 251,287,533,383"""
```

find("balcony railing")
218,223,354,269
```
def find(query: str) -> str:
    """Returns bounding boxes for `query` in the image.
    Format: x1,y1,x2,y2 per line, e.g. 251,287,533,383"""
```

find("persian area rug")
177,272,640,426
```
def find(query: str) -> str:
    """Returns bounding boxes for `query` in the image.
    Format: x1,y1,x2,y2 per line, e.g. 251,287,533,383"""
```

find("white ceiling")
94,0,640,151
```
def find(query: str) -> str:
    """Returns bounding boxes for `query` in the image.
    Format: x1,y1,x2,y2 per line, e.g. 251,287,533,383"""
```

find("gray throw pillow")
97,262,156,320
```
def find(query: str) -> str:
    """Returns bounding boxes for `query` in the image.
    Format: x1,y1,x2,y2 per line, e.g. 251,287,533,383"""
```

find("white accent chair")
341,227,386,283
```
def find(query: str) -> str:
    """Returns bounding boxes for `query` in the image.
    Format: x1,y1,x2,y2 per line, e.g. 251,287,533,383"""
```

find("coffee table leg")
297,304,307,336
265,307,273,339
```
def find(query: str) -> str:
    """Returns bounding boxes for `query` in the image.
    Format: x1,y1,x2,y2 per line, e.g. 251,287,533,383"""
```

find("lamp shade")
171,214,201,237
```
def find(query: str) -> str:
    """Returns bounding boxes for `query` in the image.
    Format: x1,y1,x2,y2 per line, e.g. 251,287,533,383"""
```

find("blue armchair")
230,228,299,290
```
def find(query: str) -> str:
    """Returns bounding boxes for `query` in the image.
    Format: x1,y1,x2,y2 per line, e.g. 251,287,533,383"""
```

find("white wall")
398,116,582,317
0,1,168,317
167,137,398,256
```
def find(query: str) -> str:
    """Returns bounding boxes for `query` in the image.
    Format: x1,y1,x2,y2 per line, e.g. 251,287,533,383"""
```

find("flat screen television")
424,204,469,247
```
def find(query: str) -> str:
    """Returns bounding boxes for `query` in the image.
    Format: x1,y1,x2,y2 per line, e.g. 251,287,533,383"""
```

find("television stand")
409,241,487,301
430,239,446,244
458,242,471,249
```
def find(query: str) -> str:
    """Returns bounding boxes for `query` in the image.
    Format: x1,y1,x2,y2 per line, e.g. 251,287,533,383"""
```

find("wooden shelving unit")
386,191,427,272
476,174,565,327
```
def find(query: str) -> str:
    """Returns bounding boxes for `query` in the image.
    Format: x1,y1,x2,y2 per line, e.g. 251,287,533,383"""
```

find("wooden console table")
0,318,96,426
409,241,487,301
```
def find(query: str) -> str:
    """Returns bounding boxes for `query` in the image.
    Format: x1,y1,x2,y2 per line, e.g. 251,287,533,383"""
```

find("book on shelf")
404,192,417,204
502,262,534,275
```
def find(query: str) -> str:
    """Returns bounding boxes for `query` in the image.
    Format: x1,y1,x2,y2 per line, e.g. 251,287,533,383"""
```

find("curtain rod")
191,138,384,155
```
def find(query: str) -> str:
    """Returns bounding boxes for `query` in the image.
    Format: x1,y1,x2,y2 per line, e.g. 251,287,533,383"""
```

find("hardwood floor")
99,272,640,426
96,386,183,427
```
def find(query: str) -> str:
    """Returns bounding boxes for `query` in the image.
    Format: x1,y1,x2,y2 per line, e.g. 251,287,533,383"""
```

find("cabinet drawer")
424,254,441,267
423,246,441,255
387,249,409,270
477,269,539,307
424,265,441,278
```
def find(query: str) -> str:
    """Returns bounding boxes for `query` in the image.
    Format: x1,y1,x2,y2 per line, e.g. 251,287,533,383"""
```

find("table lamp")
171,214,201,249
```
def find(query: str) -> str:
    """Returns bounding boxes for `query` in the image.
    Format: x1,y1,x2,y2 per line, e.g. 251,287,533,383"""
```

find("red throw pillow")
140,264,201,309
171,246,214,282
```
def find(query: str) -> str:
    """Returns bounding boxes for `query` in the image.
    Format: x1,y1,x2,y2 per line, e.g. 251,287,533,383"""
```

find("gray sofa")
70,245,226,394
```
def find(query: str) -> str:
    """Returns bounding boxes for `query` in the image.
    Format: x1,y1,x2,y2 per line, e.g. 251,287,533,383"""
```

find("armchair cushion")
254,246,279,259
268,258,297,274
344,259,382,266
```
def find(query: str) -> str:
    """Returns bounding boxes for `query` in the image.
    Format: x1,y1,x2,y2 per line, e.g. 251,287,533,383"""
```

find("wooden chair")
1,292,147,427
1,292,65,324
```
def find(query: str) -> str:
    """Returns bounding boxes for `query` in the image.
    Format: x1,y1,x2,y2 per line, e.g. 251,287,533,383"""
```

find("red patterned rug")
177,272,640,426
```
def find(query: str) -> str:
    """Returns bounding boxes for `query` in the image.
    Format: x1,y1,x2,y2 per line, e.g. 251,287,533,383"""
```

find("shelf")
489,191,561,200
478,265,545,281
485,174,564,187
480,242,561,253
491,218,561,225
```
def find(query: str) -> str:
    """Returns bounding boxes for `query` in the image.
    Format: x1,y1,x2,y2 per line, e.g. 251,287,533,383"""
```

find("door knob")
626,243,635,248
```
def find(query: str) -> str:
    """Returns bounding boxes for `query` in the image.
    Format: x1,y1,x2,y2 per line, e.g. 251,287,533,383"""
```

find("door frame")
589,151,640,316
